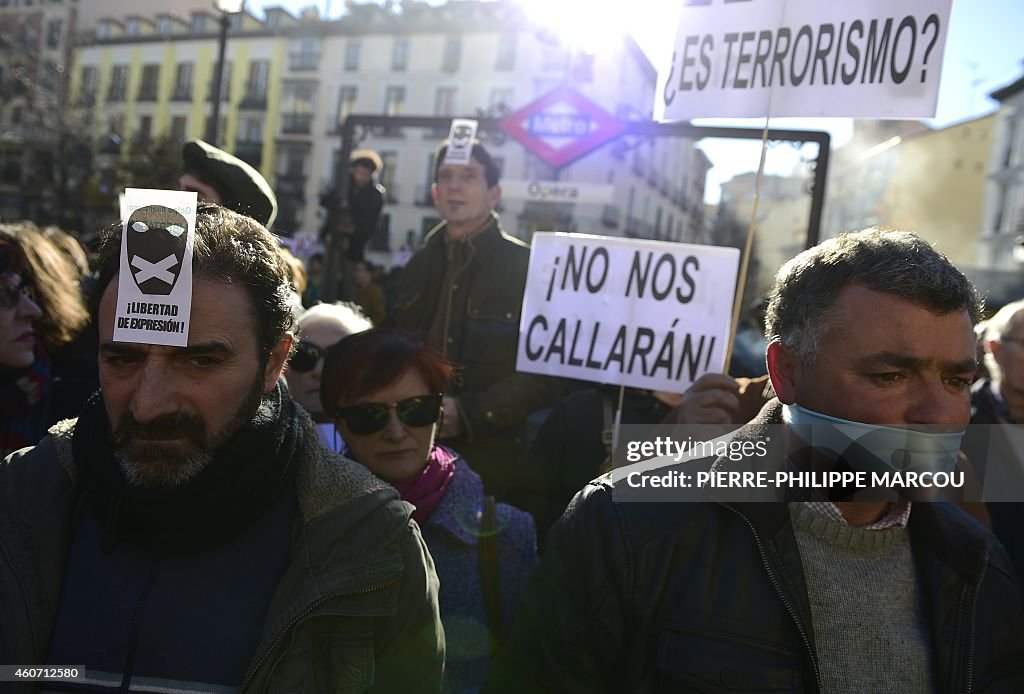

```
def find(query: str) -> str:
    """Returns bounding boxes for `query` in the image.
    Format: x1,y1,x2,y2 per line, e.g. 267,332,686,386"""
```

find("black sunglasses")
289,340,327,373
0,280,36,310
334,394,443,435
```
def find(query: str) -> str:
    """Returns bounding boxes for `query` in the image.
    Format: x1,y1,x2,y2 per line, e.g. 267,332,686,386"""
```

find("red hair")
320,328,454,415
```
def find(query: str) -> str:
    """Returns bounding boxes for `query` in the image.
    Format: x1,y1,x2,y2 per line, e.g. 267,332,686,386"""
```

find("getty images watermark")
606,423,1023,504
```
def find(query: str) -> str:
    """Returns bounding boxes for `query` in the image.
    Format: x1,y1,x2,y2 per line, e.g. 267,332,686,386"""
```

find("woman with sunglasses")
1,223,89,457
321,328,539,693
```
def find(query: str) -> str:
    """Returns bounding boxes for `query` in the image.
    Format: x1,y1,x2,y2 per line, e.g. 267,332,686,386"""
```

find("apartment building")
980,73,1024,271
0,0,78,221
71,0,710,259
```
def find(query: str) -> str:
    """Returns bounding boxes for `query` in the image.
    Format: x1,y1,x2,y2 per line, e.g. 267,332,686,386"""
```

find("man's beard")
113,377,266,489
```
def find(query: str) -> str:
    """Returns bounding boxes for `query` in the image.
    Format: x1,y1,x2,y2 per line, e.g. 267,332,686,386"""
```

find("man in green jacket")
0,204,444,692
392,140,563,515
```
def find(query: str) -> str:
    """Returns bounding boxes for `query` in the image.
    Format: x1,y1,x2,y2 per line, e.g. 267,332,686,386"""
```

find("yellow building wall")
262,41,286,181
881,116,993,268
154,43,176,134
190,44,215,140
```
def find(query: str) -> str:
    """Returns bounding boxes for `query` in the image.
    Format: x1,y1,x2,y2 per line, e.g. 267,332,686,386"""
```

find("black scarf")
72,382,301,556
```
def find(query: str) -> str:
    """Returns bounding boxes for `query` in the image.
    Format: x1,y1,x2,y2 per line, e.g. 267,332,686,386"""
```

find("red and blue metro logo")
498,86,625,170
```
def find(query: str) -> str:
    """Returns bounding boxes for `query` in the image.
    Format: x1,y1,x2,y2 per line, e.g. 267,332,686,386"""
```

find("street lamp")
207,0,244,145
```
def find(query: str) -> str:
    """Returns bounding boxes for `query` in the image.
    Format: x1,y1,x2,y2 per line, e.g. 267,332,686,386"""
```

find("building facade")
979,74,1024,272
0,0,78,222
824,116,994,271
71,0,711,261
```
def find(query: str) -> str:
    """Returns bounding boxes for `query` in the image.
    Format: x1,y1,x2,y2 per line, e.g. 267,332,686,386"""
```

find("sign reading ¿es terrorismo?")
658,0,953,120
517,234,740,392
114,188,197,347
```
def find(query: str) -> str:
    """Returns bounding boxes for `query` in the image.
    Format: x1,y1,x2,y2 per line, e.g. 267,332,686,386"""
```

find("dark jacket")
345,178,385,262
0,417,445,693
422,454,538,693
965,378,1024,588
392,213,563,505
485,402,1024,693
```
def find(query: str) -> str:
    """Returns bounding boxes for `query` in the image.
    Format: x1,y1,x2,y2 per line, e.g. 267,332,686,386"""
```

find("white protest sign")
517,233,740,392
444,118,479,165
658,0,953,119
114,188,198,346
501,180,615,205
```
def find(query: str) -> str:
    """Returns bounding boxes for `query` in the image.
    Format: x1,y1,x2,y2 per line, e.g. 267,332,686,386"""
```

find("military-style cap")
182,139,278,228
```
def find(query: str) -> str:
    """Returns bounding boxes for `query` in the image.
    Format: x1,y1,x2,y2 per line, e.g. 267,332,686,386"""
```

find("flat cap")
182,139,278,228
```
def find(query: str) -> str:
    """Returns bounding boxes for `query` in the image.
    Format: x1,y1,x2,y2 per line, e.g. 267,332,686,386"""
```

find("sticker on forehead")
444,118,479,166
113,188,198,347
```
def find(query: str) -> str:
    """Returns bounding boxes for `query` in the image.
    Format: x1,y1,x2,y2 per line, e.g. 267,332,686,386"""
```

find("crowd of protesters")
1,136,1023,692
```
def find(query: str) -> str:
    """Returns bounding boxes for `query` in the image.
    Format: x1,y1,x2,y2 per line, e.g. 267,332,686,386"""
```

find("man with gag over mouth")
484,229,1024,693
0,203,444,692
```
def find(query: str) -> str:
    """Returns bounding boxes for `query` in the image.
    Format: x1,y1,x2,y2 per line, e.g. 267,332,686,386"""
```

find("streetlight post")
207,0,244,145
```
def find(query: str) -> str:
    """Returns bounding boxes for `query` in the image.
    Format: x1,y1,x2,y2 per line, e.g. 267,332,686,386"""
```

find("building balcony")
238,88,267,110
206,85,231,103
275,173,306,196
289,54,320,71
281,113,312,135
170,88,192,102
234,140,263,168
137,86,159,102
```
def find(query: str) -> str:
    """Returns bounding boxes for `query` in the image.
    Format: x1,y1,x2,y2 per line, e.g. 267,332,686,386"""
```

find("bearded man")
0,203,444,692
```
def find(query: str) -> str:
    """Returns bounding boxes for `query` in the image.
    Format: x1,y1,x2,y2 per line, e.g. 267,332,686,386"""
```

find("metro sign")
498,86,625,170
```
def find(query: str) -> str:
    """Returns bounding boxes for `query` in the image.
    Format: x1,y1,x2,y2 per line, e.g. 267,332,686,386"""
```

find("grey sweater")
790,503,936,693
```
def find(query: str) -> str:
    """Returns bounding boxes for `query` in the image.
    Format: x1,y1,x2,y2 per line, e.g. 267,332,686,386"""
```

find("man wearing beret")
179,139,278,229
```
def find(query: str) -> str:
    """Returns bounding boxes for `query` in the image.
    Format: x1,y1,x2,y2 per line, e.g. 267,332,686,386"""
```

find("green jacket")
392,213,563,503
0,418,445,693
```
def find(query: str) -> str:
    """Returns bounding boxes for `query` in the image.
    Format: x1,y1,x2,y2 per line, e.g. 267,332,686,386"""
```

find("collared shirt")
804,500,912,529
784,443,912,530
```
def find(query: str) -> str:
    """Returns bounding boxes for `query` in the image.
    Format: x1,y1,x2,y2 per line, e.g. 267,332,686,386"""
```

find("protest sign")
658,0,953,119
114,188,197,347
517,233,740,392
444,118,479,165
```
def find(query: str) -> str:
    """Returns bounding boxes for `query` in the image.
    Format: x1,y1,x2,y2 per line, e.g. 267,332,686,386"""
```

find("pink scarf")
392,445,456,525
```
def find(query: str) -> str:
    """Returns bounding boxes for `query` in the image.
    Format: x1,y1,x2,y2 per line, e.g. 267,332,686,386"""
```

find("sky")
251,0,1024,199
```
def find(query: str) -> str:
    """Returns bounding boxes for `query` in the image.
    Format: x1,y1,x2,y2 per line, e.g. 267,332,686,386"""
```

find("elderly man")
393,140,562,514
0,204,443,691
286,301,373,451
485,229,1024,693
963,299,1024,587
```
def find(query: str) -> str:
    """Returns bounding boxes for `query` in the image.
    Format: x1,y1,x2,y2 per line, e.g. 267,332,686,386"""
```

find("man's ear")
263,332,294,393
430,183,440,205
766,341,800,405
488,183,501,210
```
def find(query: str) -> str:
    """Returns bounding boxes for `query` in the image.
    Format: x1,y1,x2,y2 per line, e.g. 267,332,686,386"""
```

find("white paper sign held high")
659,0,953,120
517,234,740,392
